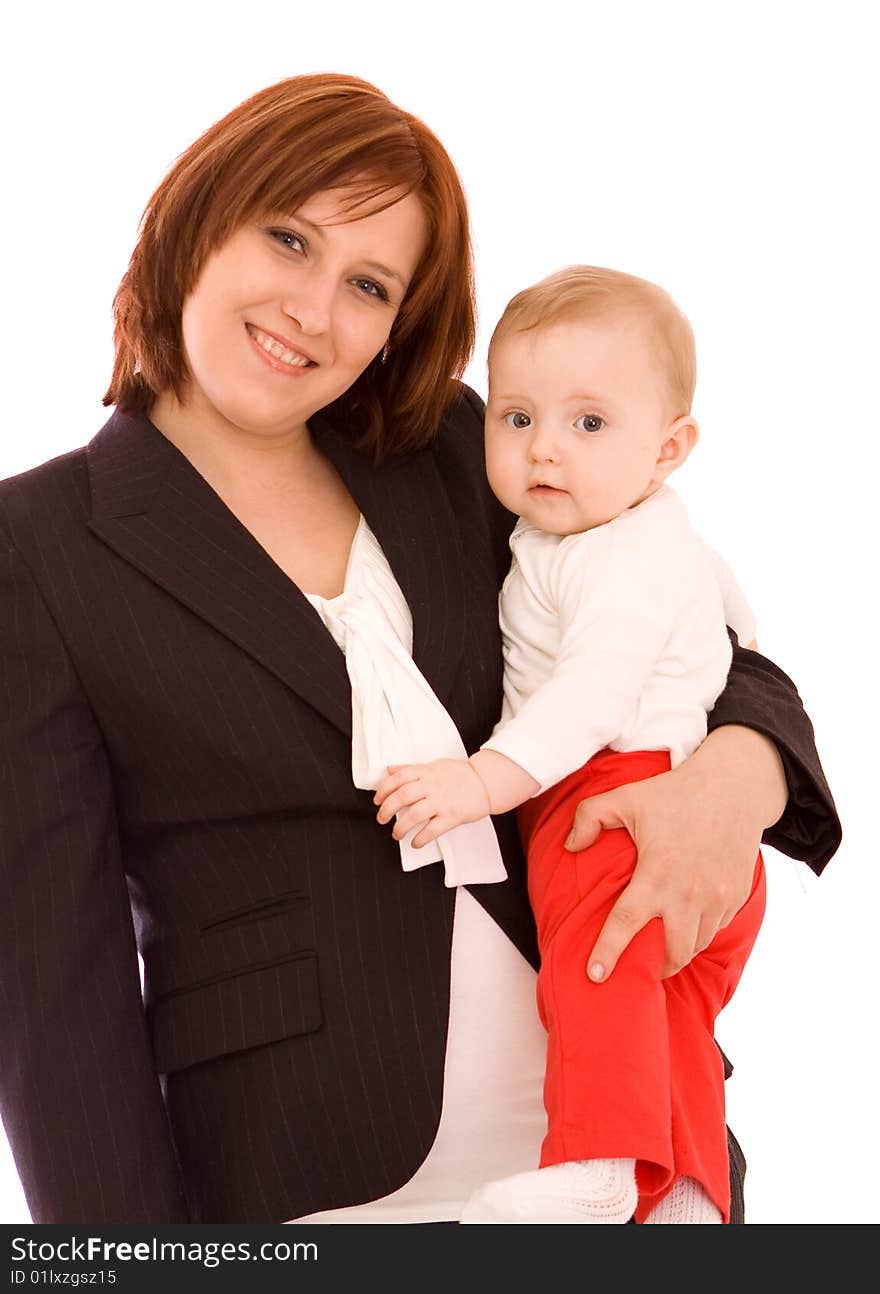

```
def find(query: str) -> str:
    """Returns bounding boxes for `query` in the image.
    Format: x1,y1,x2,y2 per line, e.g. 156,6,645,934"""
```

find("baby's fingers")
392,800,433,840
374,765,424,809
411,817,453,849
376,780,428,825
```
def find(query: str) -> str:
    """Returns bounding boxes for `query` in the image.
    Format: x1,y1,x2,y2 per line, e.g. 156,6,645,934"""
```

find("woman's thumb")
564,788,628,851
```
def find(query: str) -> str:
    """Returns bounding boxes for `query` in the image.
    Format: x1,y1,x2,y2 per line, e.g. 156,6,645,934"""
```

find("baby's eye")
574,414,604,433
504,411,532,429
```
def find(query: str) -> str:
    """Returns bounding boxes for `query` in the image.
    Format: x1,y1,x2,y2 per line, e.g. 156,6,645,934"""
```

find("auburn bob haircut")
104,74,476,461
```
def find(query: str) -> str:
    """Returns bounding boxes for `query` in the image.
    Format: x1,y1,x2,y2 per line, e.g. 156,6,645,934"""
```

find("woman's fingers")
584,885,660,983
658,905,705,978
585,882,707,982
584,886,654,982
572,772,739,981
564,786,632,851
569,743,764,984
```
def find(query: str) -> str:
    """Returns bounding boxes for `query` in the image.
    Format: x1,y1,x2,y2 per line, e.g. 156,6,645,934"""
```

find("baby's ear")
654,415,699,481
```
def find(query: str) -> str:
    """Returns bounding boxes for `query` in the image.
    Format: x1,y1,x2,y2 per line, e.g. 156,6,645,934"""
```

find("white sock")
459,1157,637,1224
643,1175,722,1224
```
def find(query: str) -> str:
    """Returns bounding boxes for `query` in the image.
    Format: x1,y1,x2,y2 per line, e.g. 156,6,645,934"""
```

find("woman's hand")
374,759,490,848
566,725,787,981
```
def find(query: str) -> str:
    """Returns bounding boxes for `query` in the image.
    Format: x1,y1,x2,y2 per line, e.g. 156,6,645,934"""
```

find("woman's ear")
652,415,699,484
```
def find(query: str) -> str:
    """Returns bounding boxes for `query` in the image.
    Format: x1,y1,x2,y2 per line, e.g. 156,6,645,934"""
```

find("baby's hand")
374,760,491,848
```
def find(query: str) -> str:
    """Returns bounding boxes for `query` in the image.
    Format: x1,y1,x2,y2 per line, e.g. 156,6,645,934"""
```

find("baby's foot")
643,1175,722,1224
459,1157,637,1224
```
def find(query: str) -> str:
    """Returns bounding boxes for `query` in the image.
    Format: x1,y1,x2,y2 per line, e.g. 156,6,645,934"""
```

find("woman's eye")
504,411,532,429
574,414,604,433
269,228,307,254
351,277,390,303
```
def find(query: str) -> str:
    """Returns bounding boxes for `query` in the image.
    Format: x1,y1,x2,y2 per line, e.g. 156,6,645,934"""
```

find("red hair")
104,74,476,460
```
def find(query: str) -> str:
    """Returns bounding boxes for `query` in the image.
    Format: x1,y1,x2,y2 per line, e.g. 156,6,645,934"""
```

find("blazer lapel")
87,408,467,735
87,409,352,737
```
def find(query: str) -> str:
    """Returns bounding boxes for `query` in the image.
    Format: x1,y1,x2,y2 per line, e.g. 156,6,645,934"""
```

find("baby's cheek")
484,457,519,512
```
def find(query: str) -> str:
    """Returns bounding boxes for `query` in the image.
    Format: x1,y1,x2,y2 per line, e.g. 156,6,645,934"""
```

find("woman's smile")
245,323,319,375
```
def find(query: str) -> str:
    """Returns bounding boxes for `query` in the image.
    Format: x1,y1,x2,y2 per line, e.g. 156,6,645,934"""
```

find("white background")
2,0,877,1225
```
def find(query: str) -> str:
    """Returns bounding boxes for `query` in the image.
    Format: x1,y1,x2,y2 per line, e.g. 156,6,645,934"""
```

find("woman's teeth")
248,326,313,367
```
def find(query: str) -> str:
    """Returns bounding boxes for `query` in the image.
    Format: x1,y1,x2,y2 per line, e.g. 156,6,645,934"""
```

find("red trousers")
516,748,766,1224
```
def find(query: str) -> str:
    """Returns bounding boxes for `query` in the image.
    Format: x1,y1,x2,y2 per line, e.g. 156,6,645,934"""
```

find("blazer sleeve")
0,522,190,1222
707,632,841,874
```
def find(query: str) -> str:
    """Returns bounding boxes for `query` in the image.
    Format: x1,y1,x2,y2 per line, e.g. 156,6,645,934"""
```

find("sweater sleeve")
702,542,758,647
0,519,190,1222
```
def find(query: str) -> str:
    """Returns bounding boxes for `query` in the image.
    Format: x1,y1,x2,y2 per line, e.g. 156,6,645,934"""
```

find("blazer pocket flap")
150,953,321,1074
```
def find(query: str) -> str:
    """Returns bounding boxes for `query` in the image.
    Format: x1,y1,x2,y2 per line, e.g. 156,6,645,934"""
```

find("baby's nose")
527,428,562,462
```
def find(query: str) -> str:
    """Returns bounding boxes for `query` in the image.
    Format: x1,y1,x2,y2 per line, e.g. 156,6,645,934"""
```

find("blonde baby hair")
489,265,697,416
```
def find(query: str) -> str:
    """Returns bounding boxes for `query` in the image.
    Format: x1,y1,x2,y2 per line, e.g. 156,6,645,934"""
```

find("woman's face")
170,186,427,440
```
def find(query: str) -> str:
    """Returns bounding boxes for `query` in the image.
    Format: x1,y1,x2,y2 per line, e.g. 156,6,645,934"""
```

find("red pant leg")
635,854,766,1223
518,748,766,1225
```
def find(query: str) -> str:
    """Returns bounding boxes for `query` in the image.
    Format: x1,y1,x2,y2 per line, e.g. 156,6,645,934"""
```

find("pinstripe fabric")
0,386,840,1223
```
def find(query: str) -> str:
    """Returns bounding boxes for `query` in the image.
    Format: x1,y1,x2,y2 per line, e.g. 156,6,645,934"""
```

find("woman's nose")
281,271,334,335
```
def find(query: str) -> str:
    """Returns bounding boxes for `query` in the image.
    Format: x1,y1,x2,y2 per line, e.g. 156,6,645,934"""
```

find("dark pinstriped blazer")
0,385,840,1224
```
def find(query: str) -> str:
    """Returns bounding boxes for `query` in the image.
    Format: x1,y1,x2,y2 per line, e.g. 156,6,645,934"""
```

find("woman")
0,74,840,1225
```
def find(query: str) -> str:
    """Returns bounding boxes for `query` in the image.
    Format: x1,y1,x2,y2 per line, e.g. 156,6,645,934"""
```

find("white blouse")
286,516,547,1223
304,516,506,888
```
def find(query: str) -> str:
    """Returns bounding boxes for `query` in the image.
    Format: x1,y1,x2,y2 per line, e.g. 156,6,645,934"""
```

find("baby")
374,266,766,1224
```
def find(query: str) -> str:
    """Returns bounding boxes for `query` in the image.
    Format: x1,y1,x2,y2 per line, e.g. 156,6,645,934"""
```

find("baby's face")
485,314,677,535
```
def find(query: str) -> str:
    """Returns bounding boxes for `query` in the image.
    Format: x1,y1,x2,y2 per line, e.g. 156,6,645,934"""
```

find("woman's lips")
245,323,318,375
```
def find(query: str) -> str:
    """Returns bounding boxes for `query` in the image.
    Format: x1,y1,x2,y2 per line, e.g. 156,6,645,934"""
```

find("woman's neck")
149,388,321,497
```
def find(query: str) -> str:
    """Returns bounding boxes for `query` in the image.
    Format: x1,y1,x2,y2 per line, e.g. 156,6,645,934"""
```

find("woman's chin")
207,392,314,439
